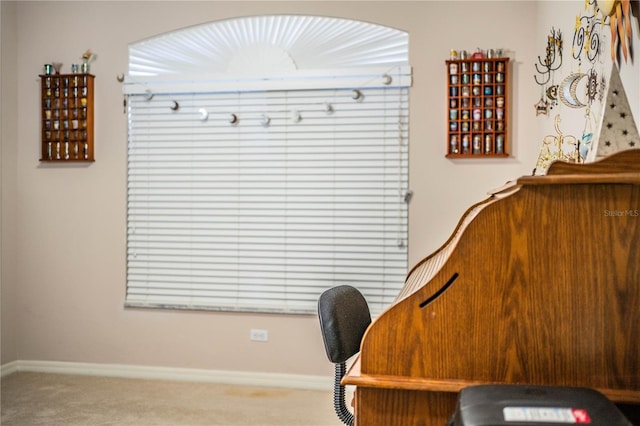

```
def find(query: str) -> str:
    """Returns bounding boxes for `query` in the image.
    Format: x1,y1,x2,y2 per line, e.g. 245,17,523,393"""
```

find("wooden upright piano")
343,150,640,425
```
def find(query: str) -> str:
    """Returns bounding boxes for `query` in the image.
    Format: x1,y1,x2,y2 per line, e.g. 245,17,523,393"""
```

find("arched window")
125,15,411,314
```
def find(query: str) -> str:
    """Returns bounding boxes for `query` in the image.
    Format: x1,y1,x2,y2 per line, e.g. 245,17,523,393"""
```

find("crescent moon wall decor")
546,85,559,103
559,72,588,108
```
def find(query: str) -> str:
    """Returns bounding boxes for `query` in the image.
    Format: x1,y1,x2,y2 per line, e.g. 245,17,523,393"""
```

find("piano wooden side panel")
344,150,640,425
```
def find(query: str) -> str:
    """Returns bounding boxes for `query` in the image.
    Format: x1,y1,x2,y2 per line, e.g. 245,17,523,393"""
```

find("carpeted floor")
1,372,345,425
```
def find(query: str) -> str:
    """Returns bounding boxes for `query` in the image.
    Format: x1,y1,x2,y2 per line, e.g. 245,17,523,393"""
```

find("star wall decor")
591,64,640,159
535,97,551,116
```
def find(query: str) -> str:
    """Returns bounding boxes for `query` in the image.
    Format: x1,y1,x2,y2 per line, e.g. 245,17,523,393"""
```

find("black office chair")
318,285,372,426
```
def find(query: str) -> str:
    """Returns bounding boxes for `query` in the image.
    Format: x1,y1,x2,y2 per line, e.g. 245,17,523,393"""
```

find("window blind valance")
122,66,412,95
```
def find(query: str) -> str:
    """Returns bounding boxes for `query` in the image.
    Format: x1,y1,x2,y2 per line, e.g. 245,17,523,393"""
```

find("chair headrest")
318,285,372,364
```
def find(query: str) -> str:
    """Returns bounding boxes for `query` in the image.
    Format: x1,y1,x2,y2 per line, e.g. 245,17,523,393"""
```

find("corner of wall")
1,0,20,365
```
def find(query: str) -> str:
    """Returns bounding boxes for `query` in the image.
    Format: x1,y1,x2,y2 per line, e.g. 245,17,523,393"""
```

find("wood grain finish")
545,149,640,175
354,389,456,426
344,150,640,425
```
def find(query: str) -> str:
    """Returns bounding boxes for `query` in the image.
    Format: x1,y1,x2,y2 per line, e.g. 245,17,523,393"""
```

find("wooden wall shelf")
40,73,95,162
446,58,509,158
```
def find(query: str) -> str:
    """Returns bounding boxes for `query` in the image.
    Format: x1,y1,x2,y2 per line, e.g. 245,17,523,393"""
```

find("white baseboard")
0,360,334,391
1,360,20,377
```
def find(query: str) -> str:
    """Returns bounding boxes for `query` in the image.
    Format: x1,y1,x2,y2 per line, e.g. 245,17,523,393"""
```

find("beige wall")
1,1,633,377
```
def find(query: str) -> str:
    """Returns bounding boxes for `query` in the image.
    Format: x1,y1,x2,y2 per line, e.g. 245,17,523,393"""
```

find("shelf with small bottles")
446,57,509,158
40,72,95,162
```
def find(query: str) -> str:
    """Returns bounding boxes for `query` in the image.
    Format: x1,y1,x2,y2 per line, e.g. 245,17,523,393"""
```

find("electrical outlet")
250,328,268,342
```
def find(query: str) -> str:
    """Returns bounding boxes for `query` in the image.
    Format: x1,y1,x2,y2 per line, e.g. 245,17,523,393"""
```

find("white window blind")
126,85,409,314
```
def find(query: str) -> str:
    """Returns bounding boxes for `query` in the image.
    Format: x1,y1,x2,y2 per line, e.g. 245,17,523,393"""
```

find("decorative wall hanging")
534,97,551,116
535,27,563,86
597,0,634,61
572,0,604,68
586,68,599,104
534,27,563,116
533,115,582,174
532,0,637,173
546,85,560,106
122,71,404,126
559,72,588,108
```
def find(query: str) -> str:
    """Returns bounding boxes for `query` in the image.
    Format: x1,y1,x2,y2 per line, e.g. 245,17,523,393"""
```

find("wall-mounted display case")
446,58,509,158
40,73,95,162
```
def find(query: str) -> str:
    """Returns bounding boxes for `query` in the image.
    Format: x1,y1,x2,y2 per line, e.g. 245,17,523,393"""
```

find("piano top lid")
517,172,640,186
492,150,640,191
546,149,640,175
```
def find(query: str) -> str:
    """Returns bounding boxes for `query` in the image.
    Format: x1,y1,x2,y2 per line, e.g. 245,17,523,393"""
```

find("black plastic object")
452,384,632,426
318,285,371,364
